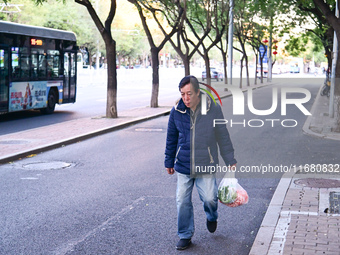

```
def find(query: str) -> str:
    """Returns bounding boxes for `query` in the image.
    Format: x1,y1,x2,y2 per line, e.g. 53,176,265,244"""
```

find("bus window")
11,47,19,78
31,48,45,78
0,48,9,112
21,48,30,79
64,53,69,99
70,53,76,100
38,54,47,78
11,47,30,79
47,50,60,78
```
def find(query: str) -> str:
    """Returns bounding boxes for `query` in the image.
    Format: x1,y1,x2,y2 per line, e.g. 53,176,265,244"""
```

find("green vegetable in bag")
218,185,238,204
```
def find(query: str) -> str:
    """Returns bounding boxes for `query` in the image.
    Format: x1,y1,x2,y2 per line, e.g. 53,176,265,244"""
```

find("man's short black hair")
179,75,200,93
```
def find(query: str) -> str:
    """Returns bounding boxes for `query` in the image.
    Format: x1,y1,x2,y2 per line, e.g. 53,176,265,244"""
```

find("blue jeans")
176,172,218,239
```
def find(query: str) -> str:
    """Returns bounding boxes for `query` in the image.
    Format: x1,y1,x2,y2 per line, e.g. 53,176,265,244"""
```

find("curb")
0,109,171,164
249,170,295,255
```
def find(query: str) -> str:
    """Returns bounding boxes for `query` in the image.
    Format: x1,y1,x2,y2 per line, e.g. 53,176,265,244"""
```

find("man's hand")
166,168,175,175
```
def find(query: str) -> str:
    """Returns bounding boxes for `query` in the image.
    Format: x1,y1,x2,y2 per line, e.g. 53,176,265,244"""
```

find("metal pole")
227,0,234,85
267,16,273,82
329,0,338,118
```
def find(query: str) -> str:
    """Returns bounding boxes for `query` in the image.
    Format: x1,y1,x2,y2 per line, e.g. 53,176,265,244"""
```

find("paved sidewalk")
250,85,340,255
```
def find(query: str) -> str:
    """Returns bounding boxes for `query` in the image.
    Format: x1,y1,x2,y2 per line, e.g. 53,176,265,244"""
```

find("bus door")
0,47,9,113
63,51,76,103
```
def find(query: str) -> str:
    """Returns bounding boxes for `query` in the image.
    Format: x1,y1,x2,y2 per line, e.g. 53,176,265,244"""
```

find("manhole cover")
0,140,30,144
294,178,340,188
135,128,164,132
22,162,73,170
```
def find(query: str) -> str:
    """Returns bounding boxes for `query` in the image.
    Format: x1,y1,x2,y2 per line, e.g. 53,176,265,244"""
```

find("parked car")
290,65,300,73
202,67,223,81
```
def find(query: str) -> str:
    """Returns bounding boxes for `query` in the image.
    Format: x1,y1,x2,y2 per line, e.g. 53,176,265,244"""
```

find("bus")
0,21,78,114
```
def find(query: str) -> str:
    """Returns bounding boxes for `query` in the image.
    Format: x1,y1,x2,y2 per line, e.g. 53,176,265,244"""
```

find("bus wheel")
41,89,57,114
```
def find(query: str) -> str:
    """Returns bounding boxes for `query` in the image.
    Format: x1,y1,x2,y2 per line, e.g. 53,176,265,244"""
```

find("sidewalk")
250,86,340,255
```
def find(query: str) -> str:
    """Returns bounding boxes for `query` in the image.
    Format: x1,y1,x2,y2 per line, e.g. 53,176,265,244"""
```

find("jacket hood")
175,98,187,113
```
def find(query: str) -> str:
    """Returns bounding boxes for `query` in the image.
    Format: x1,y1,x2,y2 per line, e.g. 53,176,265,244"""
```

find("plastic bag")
218,176,249,207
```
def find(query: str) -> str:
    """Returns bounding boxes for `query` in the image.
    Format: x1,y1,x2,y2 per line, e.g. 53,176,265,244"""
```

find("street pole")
227,0,234,85
267,16,273,82
329,0,339,118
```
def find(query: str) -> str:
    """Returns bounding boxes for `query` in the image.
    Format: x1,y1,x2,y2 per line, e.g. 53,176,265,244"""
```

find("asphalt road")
0,78,339,254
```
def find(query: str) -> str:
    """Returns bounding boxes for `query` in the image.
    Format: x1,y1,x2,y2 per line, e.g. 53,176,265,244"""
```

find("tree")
3,0,119,118
233,0,254,87
112,0,149,67
281,0,333,70
245,22,267,84
183,0,225,85
74,0,118,118
127,0,184,108
167,7,196,75
114,29,148,67
312,0,340,130
213,1,229,84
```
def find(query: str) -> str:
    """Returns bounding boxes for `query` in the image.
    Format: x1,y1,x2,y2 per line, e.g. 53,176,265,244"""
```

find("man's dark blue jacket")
164,94,237,175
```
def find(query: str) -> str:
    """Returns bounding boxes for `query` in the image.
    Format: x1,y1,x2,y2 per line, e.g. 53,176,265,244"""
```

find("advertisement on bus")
9,81,47,112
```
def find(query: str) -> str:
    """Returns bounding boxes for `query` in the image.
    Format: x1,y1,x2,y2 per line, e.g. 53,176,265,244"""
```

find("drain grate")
294,178,340,188
330,192,340,214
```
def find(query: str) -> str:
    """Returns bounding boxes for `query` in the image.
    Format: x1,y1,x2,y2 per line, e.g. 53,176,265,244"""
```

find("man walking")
164,75,237,250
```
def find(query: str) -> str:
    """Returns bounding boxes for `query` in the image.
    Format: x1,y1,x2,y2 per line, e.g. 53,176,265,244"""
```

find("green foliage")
284,31,327,64
285,36,309,57
113,28,148,63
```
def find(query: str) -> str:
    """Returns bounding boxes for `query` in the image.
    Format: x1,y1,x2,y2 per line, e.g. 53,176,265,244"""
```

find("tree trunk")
312,0,340,129
239,57,243,88
245,54,250,87
204,53,211,86
105,40,118,118
150,47,159,107
222,53,227,84
183,57,190,76
254,52,258,85
334,47,340,131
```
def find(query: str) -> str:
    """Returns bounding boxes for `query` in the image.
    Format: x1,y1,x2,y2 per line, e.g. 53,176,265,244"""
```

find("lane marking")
53,195,173,255
20,177,39,180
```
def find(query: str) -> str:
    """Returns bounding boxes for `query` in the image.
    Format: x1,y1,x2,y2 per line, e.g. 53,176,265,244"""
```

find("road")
0,78,338,254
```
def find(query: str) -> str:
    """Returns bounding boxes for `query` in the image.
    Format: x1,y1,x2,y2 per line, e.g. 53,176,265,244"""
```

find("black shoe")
176,239,191,250
207,220,217,233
